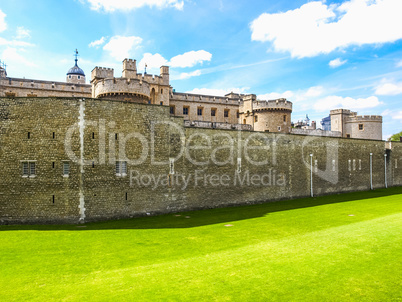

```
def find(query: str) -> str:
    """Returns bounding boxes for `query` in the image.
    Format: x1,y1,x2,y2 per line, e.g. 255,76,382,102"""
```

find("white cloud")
176,70,201,80
89,37,106,48
170,50,212,68
186,87,249,97
375,79,402,95
0,37,34,47
2,47,37,68
304,86,325,97
138,53,168,72
0,10,6,32
85,0,184,12
250,0,402,58
396,60,402,68
382,109,402,120
258,90,294,100
258,86,324,102
137,50,212,75
103,35,142,60
329,58,347,68
16,26,31,39
313,95,381,112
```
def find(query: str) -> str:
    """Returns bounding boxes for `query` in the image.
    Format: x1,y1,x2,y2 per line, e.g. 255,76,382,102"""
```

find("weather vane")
74,49,79,66
144,63,147,74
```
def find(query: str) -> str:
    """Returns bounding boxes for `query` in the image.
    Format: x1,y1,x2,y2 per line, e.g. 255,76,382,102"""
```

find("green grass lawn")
1,188,402,301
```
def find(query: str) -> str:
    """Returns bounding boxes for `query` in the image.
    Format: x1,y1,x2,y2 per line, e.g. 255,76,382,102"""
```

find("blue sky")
1,0,402,138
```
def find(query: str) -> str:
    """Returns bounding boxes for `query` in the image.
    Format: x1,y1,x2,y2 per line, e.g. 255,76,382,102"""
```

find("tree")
390,131,402,141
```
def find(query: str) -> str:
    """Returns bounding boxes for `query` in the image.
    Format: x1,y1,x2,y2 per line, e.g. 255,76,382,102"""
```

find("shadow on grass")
1,187,401,231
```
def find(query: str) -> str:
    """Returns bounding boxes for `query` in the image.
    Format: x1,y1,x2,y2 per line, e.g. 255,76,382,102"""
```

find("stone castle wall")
0,77,91,98
169,92,240,125
0,97,399,224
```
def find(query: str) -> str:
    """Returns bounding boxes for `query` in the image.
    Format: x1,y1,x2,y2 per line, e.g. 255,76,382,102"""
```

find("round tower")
66,49,86,84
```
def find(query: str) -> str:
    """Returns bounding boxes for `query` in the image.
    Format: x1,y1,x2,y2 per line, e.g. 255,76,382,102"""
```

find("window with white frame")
63,162,70,177
116,161,127,176
22,161,36,177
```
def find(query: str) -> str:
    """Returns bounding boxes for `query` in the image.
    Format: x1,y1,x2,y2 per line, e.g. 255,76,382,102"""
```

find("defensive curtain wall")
0,97,400,224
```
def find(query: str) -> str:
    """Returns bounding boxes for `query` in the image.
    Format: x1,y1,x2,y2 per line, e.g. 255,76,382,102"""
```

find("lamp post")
370,153,373,190
310,154,313,197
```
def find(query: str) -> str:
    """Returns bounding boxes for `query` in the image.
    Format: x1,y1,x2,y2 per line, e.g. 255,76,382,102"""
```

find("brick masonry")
0,97,400,224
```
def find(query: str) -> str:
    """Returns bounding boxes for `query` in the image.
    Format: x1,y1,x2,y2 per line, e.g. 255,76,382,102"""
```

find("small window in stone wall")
237,111,240,118
283,115,287,122
63,162,70,177
160,102,163,105
116,161,127,177
170,106,175,115
277,126,281,131
78,76,81,79
197,107,203,116
346,134,351,138
211,108,216,117
28,132,31,139
183,107,189,115
161,89,163,94
53,132,55,139
52,162,55,169
358,124,364,130
22,161,36,177
224,110,229,118
254,115,258,122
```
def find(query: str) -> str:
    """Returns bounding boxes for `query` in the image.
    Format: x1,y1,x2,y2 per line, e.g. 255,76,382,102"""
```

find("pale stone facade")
330,109,382,140
0,77,91,98
91,59,170,105
239,95,292,133
0,56,383,139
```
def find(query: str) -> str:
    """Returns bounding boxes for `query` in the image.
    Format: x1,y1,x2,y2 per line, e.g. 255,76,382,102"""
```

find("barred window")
116,161,127,177
63,162,70,176
22,161,36,177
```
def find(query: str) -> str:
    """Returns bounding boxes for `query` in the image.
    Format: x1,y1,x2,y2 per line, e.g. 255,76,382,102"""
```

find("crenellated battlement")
252,98,292,111
93,77,150,100
171,91,242,105
347,115,383,123
91,67,114,81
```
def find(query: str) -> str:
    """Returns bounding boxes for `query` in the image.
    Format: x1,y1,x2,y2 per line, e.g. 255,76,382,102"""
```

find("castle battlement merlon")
91,67,114,82
253,99,292,111
171,92,242,106
347,115,383,122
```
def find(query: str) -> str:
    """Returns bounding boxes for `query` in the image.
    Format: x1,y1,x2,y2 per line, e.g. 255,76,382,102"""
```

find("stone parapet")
171,92,242,106
184,120,253,131
346,115,382,123
93,78,150,100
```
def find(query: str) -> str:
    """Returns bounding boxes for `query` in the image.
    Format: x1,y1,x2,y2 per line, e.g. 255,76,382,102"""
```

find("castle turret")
160,66,169,85
239,96,292,133
66,49,86,84
122,59,137,78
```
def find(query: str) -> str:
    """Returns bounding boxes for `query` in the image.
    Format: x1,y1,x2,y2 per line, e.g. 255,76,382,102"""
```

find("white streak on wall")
78,99,86,222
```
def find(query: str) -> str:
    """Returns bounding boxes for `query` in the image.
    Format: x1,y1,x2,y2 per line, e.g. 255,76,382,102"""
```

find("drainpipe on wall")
310,154,313,197
370,153,373,190
384,153,387,189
